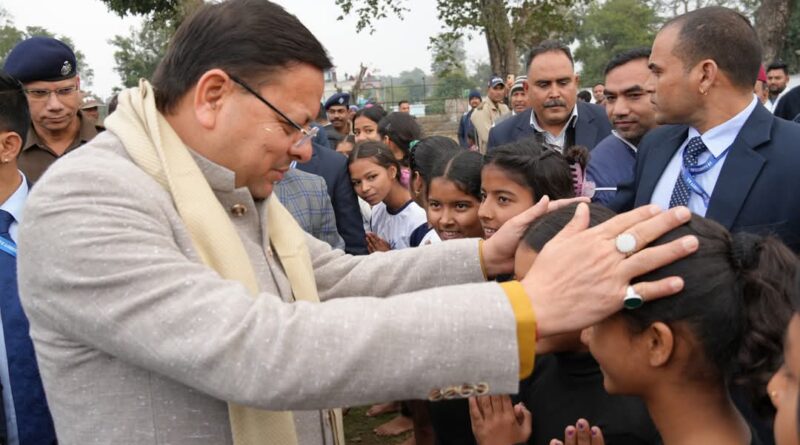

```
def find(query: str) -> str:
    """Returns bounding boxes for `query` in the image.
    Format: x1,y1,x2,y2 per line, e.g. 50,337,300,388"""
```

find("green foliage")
337,0,583,77
430,33,466,77
469,60,492,88
574,0,661,86
334,0,409,34
0,10,95,87
99,0,202,24
109,21,172,87
427,70,474,114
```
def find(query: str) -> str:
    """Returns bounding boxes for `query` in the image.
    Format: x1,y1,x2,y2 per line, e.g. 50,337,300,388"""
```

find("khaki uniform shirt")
19,112,99,183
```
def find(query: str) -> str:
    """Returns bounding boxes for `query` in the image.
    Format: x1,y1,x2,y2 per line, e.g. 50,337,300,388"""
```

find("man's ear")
574,73,581,89
645,321,675,367
0,131,22,163
193,69,234,129
697,59,719,94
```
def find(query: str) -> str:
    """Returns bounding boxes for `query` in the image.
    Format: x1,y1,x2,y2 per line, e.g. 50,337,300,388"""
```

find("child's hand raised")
549,418,605,445
365,232,391,253
469,395,531,445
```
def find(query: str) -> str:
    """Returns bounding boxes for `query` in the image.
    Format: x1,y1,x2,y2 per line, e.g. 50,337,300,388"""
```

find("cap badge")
338,97,344,104
61,61,72,76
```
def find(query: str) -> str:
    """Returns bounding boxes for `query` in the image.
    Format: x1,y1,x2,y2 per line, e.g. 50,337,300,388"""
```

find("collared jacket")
470,99,510,153
18,131,522,445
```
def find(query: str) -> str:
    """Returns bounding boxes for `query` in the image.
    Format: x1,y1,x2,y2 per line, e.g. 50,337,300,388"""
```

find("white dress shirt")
0,170,28,445
530,105,579,152
651,97,758,216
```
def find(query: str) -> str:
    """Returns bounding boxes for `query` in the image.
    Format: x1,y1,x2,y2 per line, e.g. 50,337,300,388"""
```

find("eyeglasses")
228,73,318,149
24,85,79,101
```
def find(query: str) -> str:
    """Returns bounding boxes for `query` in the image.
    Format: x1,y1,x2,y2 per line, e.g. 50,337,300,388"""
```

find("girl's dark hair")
378,112,422,165
348,140,402,181
483,140,588,201
409,136,461,187
625,217,798,415
523,203,617,252
353,105,387,126
428,150,483,200
0,71,29,145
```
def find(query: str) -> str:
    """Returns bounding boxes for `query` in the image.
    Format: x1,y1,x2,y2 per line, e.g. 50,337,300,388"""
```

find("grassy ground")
344,406,412,445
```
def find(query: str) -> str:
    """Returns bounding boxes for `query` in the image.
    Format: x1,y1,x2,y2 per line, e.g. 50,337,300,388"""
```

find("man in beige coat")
17,1,697,444
470,75,511,153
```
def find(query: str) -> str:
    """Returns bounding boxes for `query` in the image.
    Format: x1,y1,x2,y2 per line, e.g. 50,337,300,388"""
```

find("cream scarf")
105,80,344,445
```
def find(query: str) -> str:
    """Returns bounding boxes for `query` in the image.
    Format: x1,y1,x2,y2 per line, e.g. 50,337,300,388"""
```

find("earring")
699,88,708,96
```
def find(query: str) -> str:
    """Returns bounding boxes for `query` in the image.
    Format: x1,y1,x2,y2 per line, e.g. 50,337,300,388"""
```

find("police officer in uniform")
323,92,351,148
3,37,100,183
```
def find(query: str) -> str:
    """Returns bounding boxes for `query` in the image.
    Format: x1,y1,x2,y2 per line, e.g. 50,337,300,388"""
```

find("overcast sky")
3,0,489,98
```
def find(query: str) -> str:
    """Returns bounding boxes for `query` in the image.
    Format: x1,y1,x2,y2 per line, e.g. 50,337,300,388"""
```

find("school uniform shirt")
369,200,427,250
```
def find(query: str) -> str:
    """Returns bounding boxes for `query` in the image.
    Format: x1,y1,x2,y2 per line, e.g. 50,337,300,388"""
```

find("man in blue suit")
296,125,368,255
0,71,57,445
487,40,611,153
612,6,800,253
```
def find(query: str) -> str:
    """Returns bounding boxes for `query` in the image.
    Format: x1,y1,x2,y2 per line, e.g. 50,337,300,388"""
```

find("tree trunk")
755,0,794,64
350,63,368,101
481,0,515,77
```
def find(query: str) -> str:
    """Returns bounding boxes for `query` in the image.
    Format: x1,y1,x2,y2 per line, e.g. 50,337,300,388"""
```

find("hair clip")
570,162,596,198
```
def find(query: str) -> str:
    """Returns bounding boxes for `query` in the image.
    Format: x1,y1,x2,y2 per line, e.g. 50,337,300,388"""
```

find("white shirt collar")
611,130,638,153
687,96,758,158
0,171,28,243
530,105,579,135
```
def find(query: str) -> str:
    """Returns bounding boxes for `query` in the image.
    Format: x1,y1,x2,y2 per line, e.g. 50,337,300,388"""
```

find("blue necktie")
669,136,708,208
0,209,57,445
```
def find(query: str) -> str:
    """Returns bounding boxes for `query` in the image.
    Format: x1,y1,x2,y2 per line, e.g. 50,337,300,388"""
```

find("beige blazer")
18,131,521,445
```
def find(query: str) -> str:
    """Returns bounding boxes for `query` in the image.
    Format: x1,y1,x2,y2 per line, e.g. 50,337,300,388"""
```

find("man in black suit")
486,40,611,152
612,6,800,254
296,126,368,255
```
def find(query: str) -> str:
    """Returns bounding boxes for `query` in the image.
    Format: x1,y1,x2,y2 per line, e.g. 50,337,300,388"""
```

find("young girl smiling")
426,150,484,241
480,140,587,239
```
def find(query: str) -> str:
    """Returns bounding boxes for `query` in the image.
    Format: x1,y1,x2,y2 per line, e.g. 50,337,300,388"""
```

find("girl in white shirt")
348,141,426,252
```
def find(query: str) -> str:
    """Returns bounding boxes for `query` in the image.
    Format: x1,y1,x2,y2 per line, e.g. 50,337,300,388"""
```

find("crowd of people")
1,1,800,445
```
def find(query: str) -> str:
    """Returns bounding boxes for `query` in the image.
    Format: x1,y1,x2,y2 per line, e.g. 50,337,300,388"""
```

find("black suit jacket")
612,103,800,252
296,140,368,255
486,101,612,151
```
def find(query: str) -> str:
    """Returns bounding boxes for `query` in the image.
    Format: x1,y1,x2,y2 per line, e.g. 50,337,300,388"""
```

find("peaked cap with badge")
324,92,350,110
3,36,78,83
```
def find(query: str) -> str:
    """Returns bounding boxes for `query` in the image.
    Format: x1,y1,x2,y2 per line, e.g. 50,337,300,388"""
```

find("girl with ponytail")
472,211,798,445
579,216,797,445
479,139,588,239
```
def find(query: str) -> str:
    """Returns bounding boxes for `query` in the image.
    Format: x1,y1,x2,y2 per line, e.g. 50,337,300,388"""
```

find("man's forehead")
606,59,651,90
328,105,347,112
24,77,78,89
528,54,574,79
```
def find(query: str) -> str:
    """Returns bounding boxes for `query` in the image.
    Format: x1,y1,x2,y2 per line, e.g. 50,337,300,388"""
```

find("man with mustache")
323,92,351,148
3,37,100,183
765,61,789,113
486,40,611,153
586,48,657,206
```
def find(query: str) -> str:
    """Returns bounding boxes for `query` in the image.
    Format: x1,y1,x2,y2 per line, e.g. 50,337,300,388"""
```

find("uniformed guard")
323,92,350,148
80,96,104,129
3,37,99,183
